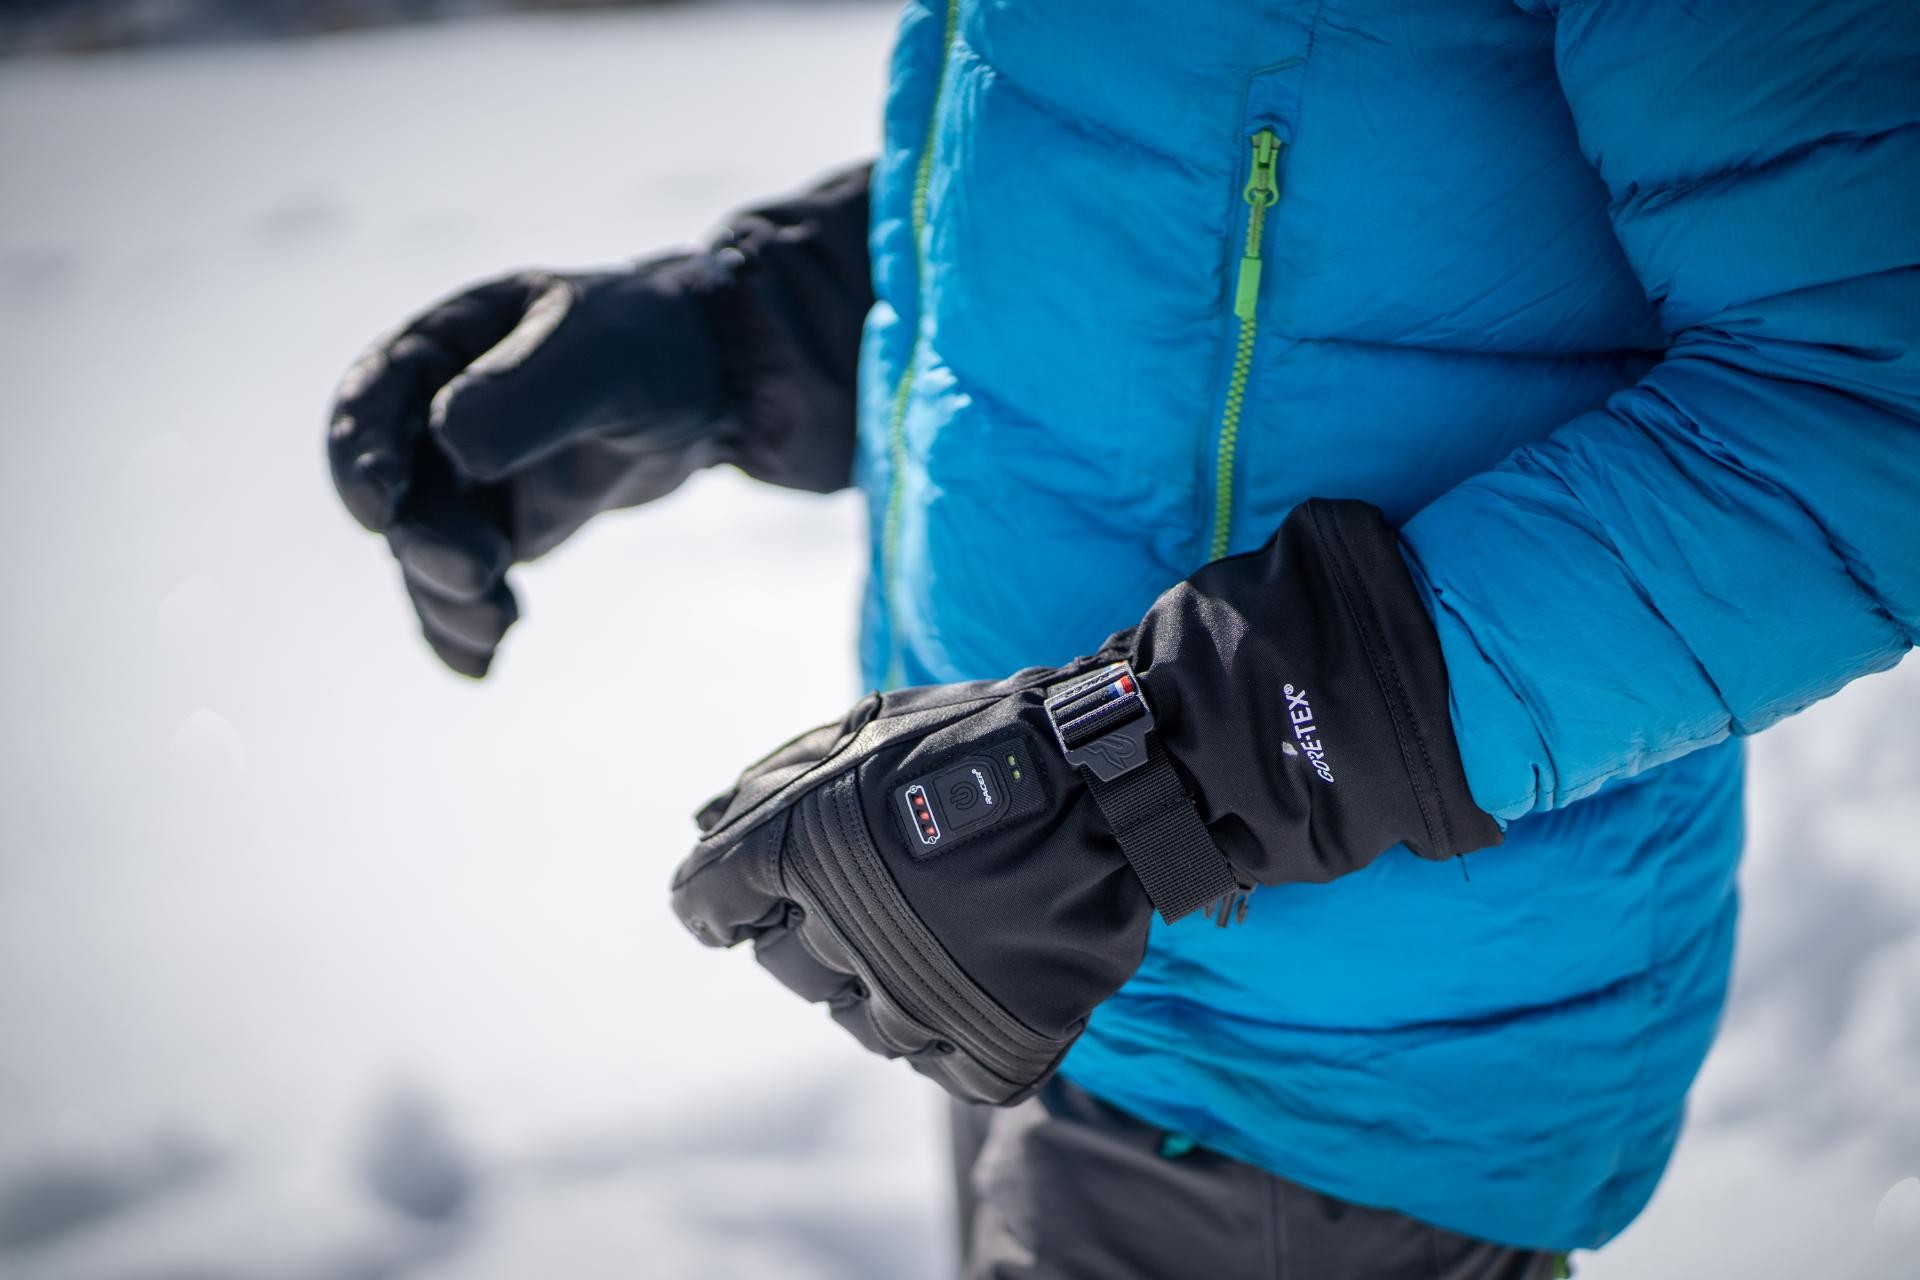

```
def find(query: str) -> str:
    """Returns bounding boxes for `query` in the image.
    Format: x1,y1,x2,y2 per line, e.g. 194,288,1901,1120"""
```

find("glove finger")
403,575,518,678
389,512,511,604
328,275,541,531
429,268,720,487
753,914,862,1004
799,922,1049,1098
828,994,904,1059
424,633,492,680
427,278,587,483
386,442,513,601
824,973,955,1063
502,434,718,562
743,899,942,1064
764,908,925,1061
672,818,790,948
385,448,518,677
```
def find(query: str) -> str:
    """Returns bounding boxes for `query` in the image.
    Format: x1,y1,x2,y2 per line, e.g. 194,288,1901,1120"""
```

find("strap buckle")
1044,661,1155,782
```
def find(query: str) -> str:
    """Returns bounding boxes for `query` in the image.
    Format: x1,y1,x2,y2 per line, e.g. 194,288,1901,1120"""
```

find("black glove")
671,500,1501,1105
327,164,873,676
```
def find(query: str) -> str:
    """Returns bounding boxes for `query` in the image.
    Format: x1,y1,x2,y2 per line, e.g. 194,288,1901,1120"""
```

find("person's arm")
1399,0,1920,819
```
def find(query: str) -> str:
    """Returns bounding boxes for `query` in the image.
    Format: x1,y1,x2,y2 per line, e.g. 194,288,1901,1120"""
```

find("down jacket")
855,0,1920,1249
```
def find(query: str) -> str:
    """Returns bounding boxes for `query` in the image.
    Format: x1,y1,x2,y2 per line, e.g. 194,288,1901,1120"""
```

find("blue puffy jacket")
856,0,1920,1250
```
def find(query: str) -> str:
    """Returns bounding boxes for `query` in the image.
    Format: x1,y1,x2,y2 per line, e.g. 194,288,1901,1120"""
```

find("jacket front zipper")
1207,128,1283,562
879,0,962,687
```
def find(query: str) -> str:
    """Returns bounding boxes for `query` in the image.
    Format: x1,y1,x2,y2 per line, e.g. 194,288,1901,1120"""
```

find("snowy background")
0,4,1915,1277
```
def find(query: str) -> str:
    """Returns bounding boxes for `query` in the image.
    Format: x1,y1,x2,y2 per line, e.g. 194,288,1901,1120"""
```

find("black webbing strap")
1044,661,1242,924
1081,740,1241,923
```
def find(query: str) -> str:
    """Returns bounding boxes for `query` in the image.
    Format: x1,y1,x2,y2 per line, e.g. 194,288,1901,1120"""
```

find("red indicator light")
905,784,941,845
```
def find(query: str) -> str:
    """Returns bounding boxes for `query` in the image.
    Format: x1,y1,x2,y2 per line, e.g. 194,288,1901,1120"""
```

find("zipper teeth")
879,0,962,686
1210,305,1258,560
1208,132,1280,563
1208,200,1266,561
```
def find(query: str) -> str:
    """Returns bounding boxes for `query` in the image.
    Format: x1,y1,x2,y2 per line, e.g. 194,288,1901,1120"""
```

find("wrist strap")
1044,663,1242,923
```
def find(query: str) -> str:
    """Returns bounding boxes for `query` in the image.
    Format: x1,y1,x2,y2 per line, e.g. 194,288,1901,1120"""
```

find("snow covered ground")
0,5,1914,1277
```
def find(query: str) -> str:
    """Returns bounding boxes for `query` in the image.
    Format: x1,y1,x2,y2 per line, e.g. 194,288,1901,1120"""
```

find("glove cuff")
1132,499,1500,889
687,164,873,494
1296,499,1501,861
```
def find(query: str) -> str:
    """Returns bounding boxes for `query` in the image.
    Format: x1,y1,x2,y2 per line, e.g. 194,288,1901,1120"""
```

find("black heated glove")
327,164,872,676
671,500,1501,1104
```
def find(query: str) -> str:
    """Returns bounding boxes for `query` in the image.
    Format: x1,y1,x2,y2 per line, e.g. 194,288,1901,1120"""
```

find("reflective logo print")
1284,684,1336,784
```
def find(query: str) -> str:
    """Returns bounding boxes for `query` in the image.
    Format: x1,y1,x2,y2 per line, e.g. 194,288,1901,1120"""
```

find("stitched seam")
798,796,1016,1071
1609,120,1920,216
694,687,1011,844
782,817,924,1058
1312,505,1453,851
820,779,1061,1069
781,864,921,1058
1514,442,1743,728
962,44,1210,178
1319,508,1446,845
799,787,978,1046
1475,373,1914,806
819,781,1002,1055
1286,332,1667,363
1631,378,1919,648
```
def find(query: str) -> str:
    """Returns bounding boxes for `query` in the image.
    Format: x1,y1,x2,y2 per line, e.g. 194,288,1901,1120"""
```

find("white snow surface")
0,6,1914,1277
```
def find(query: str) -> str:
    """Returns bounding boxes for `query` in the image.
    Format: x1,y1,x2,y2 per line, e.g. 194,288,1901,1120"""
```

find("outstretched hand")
327,262,723,676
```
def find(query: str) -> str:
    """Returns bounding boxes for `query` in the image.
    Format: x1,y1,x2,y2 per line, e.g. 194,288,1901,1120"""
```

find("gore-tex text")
1284,683,1336,784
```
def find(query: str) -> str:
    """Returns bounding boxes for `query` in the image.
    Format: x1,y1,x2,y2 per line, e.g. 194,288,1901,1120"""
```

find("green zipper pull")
1233,129,1283,321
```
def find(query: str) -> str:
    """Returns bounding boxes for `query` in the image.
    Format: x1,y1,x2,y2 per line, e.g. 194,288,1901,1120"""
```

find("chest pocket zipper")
1208,128,1284,562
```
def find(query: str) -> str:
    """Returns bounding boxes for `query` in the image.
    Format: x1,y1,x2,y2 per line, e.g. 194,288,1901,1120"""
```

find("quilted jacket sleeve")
1398,0,1920,820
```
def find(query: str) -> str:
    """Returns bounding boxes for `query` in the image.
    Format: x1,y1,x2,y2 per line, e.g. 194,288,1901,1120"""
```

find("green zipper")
1207,128,1283,562
879,0,961,686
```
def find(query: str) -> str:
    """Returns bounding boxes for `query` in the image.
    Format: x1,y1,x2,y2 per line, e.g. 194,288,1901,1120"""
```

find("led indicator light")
905,783,941,845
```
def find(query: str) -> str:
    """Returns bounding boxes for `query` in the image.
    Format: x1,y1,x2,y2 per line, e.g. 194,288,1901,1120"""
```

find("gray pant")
952,1079,1559,1280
